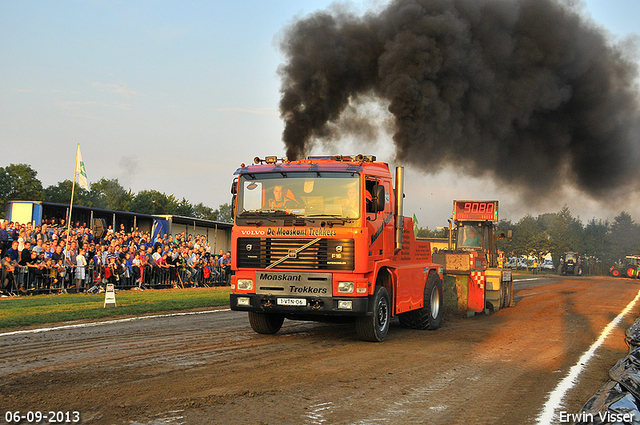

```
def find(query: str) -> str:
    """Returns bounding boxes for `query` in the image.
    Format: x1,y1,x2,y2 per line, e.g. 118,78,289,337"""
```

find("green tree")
548,205,584,267
583,218,610,274
608,212,640,264
44,180,92,206
193,202,217,221
536,213,557,231
215,203,233,223
129,190,178,215
583,219,609,256
511,214,547,265
89,178,132,211
175,198,195,217
4,164,44,201
0,167,11,217
416,227,445,238
0,164,44,216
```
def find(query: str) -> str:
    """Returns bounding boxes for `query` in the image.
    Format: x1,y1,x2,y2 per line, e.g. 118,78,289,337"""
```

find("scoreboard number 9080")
453,201,498,221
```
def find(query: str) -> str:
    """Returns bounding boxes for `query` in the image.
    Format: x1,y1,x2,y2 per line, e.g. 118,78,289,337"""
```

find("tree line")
497,206,640,274
419,205,640,274
0,163,232,222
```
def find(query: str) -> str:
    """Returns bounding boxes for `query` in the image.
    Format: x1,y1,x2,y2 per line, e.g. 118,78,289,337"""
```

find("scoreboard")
452,200,498,221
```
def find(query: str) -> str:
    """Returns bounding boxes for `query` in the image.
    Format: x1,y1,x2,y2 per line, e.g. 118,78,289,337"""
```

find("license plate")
277,298,306,307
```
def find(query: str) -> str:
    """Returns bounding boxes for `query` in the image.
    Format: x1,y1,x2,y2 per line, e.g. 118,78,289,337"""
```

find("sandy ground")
1,275,639,425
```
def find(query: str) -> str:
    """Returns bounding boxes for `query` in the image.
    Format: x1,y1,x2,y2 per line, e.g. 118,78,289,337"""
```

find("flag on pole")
76,145,89,190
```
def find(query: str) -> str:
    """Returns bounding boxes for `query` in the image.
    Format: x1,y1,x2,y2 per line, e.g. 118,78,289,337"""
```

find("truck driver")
268,185,298,209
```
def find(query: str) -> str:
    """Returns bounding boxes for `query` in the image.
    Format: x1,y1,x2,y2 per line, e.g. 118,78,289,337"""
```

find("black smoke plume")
278,0,640,200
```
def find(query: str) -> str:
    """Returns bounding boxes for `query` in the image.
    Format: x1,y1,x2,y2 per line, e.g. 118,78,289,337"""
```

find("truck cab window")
365,179,376,214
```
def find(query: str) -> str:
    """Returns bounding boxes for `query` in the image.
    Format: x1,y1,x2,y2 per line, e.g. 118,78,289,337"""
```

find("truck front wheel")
248,312,285,334
356,286,390,342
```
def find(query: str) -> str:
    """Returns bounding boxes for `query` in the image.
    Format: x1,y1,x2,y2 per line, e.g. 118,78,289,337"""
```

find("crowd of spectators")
0,218,232,296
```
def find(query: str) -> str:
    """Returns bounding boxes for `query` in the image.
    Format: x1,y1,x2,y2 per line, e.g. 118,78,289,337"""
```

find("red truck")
229,155,444,341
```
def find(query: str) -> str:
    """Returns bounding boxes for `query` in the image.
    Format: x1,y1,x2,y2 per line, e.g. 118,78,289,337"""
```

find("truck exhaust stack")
395,166,404,254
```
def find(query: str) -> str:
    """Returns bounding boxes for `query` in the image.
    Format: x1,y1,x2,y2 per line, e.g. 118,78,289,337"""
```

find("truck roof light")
252,156,289,165
306,154,376,163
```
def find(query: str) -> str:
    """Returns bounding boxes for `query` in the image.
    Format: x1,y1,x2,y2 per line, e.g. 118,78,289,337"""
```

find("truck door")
381,179,394,259
366,178,384,263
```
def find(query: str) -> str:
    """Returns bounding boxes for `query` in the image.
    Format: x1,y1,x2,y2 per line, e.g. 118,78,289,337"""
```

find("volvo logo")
246,244,252,252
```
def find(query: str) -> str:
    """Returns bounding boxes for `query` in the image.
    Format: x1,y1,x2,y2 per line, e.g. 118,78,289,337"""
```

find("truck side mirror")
231,179,238,195
373,185,385,213
231,195,236,220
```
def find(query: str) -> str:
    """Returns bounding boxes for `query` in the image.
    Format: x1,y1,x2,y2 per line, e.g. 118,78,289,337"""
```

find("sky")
1,0,639,229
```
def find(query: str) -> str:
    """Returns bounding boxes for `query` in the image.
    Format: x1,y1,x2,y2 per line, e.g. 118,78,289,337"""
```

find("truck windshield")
457,223,487,249
236,172,361,221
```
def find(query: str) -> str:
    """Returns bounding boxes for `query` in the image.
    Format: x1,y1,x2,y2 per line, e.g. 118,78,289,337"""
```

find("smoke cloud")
278,0,640,201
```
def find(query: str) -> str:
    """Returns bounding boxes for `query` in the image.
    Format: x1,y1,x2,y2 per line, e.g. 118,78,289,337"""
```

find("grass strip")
0,287,231,331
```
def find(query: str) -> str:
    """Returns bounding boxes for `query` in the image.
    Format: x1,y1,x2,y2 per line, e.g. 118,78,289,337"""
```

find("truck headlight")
338,300,353,310
338,281,354,293
237,279,254,291
237,297,251,306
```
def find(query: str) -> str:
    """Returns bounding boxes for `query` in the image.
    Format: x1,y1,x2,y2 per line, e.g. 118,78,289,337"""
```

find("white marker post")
104,283,116,308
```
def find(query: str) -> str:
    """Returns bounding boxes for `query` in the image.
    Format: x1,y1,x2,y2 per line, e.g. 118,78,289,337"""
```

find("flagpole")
66,144,79,253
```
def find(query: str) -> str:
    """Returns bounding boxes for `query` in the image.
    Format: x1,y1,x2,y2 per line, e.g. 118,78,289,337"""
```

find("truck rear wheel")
355,286,390,342
398,272,443,330
248,312,285,334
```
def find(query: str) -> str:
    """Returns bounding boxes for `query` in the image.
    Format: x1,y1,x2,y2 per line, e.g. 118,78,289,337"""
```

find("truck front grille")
237,238,354,271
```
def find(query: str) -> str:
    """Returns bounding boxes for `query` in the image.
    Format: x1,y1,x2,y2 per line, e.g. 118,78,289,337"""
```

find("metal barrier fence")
1,263,230,296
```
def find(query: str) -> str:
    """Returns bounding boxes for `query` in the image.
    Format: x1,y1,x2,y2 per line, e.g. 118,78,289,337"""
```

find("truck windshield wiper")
240,210,294,216
238,210,298,224
304,214,350,224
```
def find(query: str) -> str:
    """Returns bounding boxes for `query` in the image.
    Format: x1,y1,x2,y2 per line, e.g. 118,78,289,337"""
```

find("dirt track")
1,276,639,424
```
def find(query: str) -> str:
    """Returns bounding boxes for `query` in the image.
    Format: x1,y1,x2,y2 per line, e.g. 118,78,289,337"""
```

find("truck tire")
612,269,620,277
248,312,285,334
398,272,443,330
626,267,636,278
356,286,390,342
576,266,583,276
